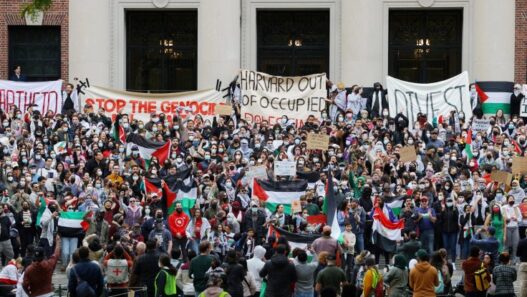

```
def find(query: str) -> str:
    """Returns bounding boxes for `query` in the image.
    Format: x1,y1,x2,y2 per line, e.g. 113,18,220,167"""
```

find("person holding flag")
371,195,404,265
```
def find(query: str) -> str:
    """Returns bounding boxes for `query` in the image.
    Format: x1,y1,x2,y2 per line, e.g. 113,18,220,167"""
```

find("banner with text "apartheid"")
239,70,327,126
386,71,472,126
81,86,223,122
0,79,63,115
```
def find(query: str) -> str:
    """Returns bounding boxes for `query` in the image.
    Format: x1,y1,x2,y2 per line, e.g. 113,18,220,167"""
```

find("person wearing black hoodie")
259,244,297,297
130,239,161,297
224,250,245,297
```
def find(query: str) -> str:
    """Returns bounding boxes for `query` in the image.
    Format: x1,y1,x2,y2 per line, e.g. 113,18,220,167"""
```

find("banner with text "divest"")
81,86,223,122
239,70,327,126
386,71,472,125
0,79,63,115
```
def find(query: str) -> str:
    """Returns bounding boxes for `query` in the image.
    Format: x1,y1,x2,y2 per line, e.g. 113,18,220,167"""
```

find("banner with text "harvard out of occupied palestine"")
81,86,224,122
0,79,63,115
386,71,472,125
239,70,327,126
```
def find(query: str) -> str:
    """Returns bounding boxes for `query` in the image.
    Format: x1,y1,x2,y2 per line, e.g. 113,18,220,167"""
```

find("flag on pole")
465,129,473,161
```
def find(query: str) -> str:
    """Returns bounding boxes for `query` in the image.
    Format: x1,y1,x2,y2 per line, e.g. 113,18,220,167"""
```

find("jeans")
355,234,364,253
295,290,314,297
505,226,520,261
442,231,458,262
61,237,78,267
420,229,434,254
190,238,200,255
461,239,471,260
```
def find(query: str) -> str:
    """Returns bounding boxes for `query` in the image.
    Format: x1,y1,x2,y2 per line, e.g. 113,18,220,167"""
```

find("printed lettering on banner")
239,69,327,127
274,160,296,177
80,86,223,122
386,71,472,126
472,119,490,133
0,80,63,115
306,133,330,151
291,200,302,214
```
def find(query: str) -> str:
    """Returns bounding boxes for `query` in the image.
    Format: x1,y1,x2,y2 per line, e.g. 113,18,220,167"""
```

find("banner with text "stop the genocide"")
0,79,63,115
81,86,223,122
386,71,472,125
240,70,327,126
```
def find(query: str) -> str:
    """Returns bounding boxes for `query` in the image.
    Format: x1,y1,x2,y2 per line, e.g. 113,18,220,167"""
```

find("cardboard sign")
274,160,296,176
216,104,233,116
490,170,512,185
246,166,268,180
399,146,417,163
291,200,302,214
472,119,491,133
512,156,527,174
306,133,330,150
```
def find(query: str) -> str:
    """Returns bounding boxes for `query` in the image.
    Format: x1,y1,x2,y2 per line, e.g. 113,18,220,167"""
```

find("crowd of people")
0,69,526,297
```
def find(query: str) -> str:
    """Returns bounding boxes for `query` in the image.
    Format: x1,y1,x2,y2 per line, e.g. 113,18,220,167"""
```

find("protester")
22,236,61,297
409,249,439,297
492,252,516,297
259,244,297,297
462,246,488,297
67,246,105,297
0,75,526,297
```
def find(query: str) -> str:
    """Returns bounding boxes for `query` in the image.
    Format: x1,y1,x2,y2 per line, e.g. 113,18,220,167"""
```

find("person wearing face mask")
16,201,35,258
508,179,526,205
439,198,459,263
484,204,506,253
86,210,110,247
241,201,267,244
502,195,521,263
168,202,191,262
39,201,59,257
148,218,173,255
367,82,388,118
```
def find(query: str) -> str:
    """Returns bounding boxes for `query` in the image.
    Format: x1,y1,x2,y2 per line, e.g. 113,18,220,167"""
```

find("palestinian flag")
126,133,171,168
147,167,197,215
58,211,87,237
267,225,320,250
477,81,514,115
36,196,50,226
385,196,405,217
111,122,126,144
465,129,473,161
372,207,404,253
252,179,307,214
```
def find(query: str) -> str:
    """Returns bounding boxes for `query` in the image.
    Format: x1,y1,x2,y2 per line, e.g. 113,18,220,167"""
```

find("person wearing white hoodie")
246,245,266,297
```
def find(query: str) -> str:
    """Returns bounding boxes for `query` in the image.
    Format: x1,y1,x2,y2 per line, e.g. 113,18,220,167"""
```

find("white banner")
472,119,491,133
239,70,327,126
81,86,223,122
0,79,63,114
274,160,296,177
386,71,472,125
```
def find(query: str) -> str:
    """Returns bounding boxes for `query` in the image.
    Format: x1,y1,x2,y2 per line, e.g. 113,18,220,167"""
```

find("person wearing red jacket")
168,202,190,261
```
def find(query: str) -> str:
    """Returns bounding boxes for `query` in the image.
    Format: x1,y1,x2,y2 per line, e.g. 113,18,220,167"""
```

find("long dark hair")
159,254,177,274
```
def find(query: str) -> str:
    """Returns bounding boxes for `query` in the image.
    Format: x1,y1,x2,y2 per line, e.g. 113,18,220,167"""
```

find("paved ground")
46,260,521,296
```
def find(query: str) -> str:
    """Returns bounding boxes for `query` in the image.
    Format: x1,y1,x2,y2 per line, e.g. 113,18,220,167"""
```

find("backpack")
371,268,384,297
72,267,96,297
474,263,490,291
435,270,445,294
